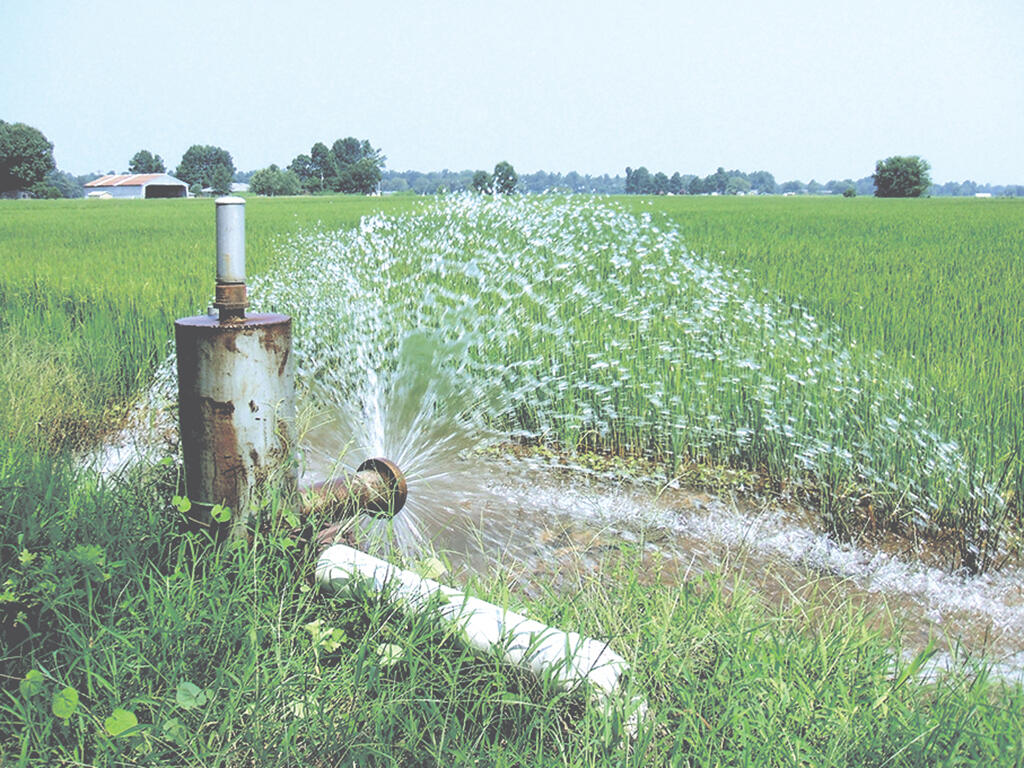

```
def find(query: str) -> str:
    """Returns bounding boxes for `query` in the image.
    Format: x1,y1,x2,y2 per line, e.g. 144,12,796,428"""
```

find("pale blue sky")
3,0,1022,183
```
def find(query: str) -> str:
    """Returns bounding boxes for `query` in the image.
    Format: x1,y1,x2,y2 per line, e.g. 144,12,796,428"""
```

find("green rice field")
2,194,1023,765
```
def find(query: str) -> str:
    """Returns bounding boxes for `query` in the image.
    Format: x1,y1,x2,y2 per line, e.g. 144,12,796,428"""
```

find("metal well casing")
175,313,296,531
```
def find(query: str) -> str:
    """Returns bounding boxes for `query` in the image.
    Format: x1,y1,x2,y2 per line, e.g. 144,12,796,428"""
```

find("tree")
44,169,84,198
748,170,777,194
472,170,493,193
653,171,670,195
291,137,385,194
338,157,382,194
0,120,55,194
287,154,317,192
710,167,729,195
128,149,165,174
668,172,684,195
492,161,517,194
687,175,708,195
249,164,302,196
209,165,233,196
626,166,653,194
175,145,235,192
873,155,931,198
726,176,751,195
309,142,332,192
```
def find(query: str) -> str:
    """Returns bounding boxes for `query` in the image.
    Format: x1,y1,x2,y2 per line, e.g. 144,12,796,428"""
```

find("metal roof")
85,173,185,188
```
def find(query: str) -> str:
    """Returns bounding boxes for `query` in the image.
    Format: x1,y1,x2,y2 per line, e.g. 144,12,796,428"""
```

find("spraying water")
251,195,1007,565
89,194,1023,677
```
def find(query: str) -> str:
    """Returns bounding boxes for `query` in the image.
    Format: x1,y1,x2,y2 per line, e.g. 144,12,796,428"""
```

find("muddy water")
352,456,1024,682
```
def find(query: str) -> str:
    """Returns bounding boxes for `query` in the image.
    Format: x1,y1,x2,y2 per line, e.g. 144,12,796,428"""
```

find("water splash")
85,194,1024,675
251,194,1007,563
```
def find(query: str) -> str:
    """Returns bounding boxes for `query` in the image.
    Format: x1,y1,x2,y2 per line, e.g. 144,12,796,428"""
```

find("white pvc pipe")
316,544,646,729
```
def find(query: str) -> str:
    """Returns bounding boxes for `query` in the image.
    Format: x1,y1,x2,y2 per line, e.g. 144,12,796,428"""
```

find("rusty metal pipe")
175,197,296,533
304,457,408,520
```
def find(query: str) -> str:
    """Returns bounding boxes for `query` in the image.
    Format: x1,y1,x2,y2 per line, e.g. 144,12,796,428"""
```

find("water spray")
174,197,406,533
171,199,640,730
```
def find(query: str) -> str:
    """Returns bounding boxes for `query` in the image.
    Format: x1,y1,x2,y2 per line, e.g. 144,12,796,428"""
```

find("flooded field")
320,453,1024,682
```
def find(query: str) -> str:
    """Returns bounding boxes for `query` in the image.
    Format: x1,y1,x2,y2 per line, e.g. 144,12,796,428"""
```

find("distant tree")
957,179,978,196
873,155,931,198
563,171,583,192
472,170,493,193
855,177,876,196
842,186,856,197
338,157,383,194
726,176,751,195
330,137,384,193
687,175,708,195
249,164,302,196
747,170,777,194
175,144,235,192
668,172,684,195
309,142,332,192
0,120,55,194
287,154,316,192
291,137,384,194
710,167,729,195
626,166,653,194
45,169,84,198
209,165,233,196
653,171,670,195
128,149,165,174
780,180,805,194
331,137,363,167
806,179,823,195
493,161,517,194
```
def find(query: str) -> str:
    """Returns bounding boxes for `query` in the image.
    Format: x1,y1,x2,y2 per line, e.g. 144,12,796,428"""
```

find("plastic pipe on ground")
316,544,647,732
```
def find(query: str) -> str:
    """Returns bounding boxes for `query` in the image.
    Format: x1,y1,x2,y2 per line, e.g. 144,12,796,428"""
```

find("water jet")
171,198,642,728
174,197,406,533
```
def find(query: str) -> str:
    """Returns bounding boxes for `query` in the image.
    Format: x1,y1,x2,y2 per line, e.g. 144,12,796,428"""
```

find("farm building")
84,173,188,199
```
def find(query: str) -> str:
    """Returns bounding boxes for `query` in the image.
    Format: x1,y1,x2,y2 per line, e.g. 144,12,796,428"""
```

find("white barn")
84,173,188,199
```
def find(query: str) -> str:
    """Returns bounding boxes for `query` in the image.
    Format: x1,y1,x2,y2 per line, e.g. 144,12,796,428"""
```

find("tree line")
3,119,1023,199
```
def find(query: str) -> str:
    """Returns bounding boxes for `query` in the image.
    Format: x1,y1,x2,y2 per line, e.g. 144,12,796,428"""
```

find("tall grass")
1,442,1021,765
2,194,1024,764
0,196,418,450
642,195,1024,494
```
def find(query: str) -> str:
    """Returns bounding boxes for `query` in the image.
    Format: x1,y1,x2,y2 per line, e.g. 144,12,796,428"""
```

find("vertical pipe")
175,197,296,534
216,196,246,284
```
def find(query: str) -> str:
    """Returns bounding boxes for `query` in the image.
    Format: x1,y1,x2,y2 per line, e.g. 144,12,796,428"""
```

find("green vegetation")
873,155,932,198
264,195,1023,571
287,137,385,195
0,196,418,451
128,150,165,175
640,195,1024,533
2,194,1023,764
0,121,55,196
2,445,1021,765
175,145,235,196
